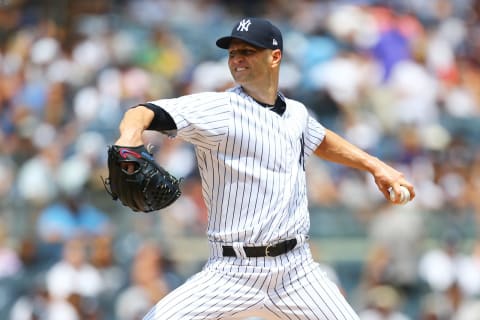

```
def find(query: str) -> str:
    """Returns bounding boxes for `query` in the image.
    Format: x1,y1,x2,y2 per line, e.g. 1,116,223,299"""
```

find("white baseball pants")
142,242,359,319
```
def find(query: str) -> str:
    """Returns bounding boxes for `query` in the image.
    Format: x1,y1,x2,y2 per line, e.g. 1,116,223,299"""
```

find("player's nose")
229,52,246,63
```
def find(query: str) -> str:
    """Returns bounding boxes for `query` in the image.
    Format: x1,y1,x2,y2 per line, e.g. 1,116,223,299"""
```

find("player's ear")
271,49,282,67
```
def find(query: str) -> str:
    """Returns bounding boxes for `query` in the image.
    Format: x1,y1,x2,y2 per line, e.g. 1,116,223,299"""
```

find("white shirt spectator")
46,238,104,299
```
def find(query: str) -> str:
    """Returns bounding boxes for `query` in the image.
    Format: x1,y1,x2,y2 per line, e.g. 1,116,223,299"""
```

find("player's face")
228,40,273,85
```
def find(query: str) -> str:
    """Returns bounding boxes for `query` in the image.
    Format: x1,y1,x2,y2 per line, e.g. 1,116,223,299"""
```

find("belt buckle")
265,244,273,257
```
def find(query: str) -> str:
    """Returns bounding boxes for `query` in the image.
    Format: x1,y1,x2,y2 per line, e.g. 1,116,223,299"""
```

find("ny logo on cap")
237,19,251,32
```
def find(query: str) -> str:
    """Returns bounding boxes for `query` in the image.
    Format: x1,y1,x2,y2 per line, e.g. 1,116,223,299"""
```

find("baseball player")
113,17,415,319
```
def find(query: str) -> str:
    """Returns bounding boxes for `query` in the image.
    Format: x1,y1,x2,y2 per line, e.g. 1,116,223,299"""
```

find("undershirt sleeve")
136,103,177,131
148,92,232,149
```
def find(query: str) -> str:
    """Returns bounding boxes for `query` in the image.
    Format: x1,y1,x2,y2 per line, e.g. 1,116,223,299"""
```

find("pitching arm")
314,129,415,203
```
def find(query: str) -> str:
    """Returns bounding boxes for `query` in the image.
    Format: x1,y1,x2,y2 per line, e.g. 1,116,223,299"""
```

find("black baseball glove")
102,145,182,212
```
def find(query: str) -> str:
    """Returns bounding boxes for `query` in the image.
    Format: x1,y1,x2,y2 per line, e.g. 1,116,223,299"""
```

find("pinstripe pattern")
146,86,359,319
152,87,324,245
143,244,358,319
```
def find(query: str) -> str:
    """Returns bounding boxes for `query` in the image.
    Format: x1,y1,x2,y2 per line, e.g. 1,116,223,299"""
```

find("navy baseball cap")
216,17,283,52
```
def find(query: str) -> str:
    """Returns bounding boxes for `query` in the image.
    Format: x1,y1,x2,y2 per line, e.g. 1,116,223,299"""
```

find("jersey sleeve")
148,92,232,149
303,114,326,157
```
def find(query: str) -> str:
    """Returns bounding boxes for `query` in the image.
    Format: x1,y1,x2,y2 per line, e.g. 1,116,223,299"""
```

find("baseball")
389,186,410,204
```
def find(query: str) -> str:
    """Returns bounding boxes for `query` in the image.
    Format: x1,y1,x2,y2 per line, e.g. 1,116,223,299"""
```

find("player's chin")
231,73,243,81
231,71,249,82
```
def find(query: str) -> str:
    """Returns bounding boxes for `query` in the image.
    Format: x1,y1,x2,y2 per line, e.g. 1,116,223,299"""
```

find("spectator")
358,285,411,320
9,275,50,320
367,204,425,292
45,237,104,302
36,192,112,244
418,230,480,297
0,220,22,278
89,233,127,318
115,241,174,320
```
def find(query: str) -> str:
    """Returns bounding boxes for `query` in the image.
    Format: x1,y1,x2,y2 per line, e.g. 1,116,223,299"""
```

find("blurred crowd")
1,0,480,319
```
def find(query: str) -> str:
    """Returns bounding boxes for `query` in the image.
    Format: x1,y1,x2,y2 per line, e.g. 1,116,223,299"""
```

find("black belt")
222,238,297,258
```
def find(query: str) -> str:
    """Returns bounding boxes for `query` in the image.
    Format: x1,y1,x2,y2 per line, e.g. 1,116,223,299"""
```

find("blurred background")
1,0,480,319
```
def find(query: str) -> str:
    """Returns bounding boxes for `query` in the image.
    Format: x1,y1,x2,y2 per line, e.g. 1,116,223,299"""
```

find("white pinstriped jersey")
150,86,325,246
145,86,361,320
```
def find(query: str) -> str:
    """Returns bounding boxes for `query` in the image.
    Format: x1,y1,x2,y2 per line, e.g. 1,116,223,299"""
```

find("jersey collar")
252,92,286,116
